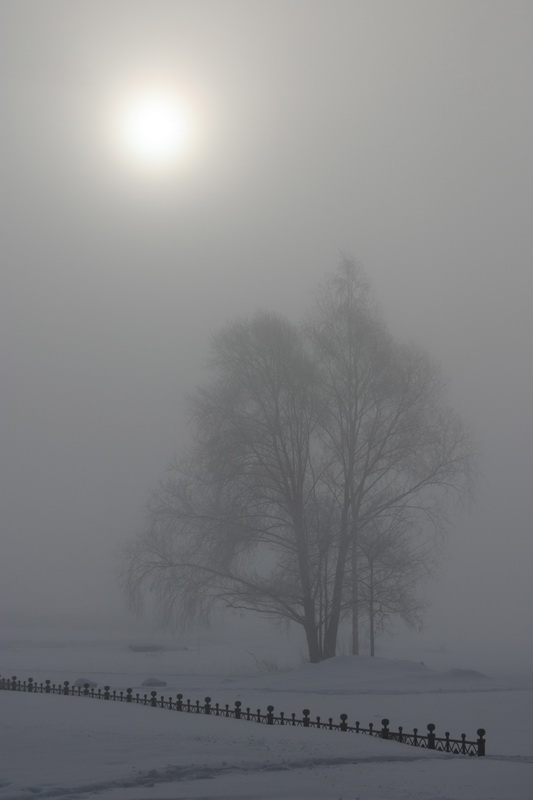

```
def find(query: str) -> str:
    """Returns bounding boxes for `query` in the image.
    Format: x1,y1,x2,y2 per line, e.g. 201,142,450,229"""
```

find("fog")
1,1,532,672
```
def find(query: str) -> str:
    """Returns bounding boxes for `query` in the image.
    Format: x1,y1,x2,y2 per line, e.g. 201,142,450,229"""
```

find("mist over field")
1,1,533,675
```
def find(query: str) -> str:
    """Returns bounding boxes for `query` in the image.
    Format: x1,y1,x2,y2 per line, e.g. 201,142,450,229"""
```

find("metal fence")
0,674,486,757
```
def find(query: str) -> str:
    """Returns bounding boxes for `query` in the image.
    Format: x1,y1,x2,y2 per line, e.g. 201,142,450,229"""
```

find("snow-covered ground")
1,626,532,799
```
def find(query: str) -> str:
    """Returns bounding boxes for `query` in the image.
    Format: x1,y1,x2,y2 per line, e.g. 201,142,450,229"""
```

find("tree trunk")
302,600,323,662
292,510,323,663
351,535,359,655
323,530,351,659
305,623,323,663
322,624,338,660
369,573,375,657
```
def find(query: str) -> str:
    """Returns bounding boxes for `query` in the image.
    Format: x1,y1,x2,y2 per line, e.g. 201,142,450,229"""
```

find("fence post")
267,705,274,725
398,725,403,743
477,728,486,757
176,693,183,711
104,686,110,700
63,681,70,696
83,683,90,697
11,676,17,691
445,731,450,752
126,688,132,702
150,691,157,707
302,709,310,728
340,714,348,732
27,678,34,693
413,727,418,746
234,700,241,719
381,719,390,740
427,724,436,750
204,697,211,715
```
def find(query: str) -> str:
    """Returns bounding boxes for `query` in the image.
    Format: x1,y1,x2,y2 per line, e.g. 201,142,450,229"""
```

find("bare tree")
306,257,474,656
122,312,338,662
121,260,474,663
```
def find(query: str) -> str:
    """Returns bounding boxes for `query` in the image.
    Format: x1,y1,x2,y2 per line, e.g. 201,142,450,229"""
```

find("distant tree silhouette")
121,258,474,662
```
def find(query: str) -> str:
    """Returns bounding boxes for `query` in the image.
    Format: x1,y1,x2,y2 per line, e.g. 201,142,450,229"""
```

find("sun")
117,90,193,167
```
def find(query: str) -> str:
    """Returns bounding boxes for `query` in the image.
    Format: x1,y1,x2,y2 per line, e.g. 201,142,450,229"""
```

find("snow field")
1,629,532,799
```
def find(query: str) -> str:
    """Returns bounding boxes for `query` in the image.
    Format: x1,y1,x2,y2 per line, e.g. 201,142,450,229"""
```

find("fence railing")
0,674,486,757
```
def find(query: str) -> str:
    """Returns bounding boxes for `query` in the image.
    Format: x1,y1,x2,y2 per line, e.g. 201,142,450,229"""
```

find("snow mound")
141,677,167,687
442,668,489,680
245,655,492,694
73,677,97,687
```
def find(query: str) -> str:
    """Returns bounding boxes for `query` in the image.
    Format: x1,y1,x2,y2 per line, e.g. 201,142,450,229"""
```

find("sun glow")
117,89,194,167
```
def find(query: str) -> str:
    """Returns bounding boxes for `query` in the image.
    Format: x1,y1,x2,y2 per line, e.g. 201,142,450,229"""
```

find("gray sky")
1,1,532,668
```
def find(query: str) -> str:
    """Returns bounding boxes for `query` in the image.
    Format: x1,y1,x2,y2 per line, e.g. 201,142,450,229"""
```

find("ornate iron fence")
0,674,486,757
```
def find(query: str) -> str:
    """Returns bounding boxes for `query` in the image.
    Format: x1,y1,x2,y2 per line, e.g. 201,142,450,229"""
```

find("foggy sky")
1,1,532,669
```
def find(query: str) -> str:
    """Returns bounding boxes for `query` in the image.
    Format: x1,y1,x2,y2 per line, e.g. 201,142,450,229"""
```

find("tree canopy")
121,259,474,662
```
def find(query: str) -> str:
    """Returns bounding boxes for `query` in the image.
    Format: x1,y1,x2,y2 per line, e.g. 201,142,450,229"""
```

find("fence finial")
476,728,486,757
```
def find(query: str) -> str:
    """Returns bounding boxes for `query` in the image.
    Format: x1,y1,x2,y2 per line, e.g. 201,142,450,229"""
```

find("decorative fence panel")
0,674,485,757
